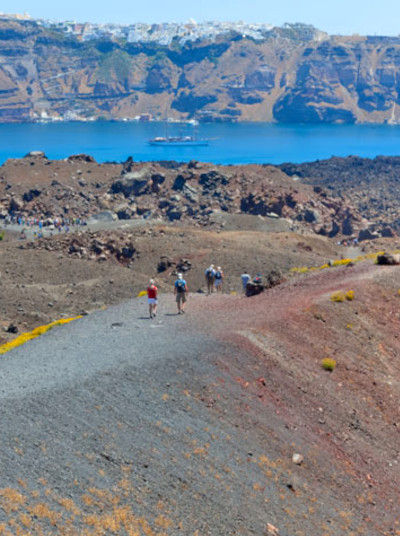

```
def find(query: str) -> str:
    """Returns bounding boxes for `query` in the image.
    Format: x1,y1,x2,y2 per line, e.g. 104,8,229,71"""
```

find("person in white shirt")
241,272,251,293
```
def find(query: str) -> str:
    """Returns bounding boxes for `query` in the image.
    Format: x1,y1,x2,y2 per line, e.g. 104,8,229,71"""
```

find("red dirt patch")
189,262,400,534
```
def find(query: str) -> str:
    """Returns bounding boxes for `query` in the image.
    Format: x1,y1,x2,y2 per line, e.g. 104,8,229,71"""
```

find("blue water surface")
0,121,400,165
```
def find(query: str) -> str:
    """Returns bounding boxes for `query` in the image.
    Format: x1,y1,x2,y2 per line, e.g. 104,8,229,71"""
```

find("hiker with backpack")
174,273,188,314
214,266,224,292
147,279,158,318
205,264,216,294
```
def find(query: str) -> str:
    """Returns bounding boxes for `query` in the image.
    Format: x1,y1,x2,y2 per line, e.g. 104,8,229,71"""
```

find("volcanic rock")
67,154,96,163
376,253,400,265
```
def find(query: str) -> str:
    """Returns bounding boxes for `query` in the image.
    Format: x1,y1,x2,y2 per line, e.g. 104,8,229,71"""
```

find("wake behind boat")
148,135,210,147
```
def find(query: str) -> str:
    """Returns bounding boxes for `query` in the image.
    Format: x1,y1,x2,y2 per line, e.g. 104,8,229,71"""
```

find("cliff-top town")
0,12,327,44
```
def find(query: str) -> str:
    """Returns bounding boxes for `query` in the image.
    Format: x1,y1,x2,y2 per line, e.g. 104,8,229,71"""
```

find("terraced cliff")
2,19,400,123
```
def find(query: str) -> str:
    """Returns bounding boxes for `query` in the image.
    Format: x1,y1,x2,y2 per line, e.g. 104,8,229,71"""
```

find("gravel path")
0,279,388,535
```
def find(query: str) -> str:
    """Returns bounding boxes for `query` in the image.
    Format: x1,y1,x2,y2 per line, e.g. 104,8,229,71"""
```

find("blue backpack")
175,279,186,292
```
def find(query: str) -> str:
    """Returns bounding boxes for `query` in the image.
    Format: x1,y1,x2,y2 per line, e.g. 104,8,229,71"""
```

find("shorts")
214,278,222,287
148,298,158,305
176,292,187,304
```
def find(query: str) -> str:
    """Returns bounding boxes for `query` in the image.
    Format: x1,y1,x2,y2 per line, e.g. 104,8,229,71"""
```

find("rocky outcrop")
0,154,395,240
278,156,400,234
23,231,138,265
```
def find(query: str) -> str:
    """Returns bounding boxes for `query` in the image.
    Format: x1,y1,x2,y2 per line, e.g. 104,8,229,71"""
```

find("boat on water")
148,135,209,147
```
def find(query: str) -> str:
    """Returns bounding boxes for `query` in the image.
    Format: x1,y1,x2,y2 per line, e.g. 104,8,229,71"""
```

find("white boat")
148,135,209,147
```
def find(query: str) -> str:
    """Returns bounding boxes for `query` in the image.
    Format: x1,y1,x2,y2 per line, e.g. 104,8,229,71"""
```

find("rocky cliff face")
3,19,400,123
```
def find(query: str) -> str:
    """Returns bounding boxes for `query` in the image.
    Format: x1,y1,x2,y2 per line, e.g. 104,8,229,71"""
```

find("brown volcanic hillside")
3,19,400,123
0,154,372,239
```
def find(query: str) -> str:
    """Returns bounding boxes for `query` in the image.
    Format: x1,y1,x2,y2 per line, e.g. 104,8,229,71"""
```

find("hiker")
174,273,188,314
147,279,158,318
205,264,216,294
214,266,224,292
241,272,251,293
253,273,262,285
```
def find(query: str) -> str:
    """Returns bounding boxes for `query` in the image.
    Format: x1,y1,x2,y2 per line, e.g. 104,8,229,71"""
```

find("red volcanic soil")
190,262,400,535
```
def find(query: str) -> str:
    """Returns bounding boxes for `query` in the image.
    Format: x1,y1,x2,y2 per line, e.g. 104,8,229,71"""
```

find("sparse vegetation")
96,49,131,84
291,251,389,275
330,290,354,302
331,291,346,302
321,358,337,371
0,231,4,241
0,317,82,355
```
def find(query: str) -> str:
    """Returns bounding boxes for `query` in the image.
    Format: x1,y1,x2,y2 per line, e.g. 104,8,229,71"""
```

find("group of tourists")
5,214,85,228
145,264,264,318
145,263,224,318
145,265,264,318
204,264,224,294
146,272,188,318
4,214,86,236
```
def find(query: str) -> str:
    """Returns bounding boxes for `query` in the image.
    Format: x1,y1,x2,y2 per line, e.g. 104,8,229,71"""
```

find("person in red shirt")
147,279,158,318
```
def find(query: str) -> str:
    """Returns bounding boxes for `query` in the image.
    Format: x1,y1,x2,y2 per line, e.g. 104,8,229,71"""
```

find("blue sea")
1,121,400,165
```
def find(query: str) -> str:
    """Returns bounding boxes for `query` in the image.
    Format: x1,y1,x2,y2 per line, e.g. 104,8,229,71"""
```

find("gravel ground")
0,267,397,535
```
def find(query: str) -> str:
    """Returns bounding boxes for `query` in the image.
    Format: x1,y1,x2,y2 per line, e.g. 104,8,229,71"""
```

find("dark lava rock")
158,256,174,273
23,188,42,203
67,154,96,163
110,170,150,197
173,174,186,191
264,269,285,289
246,281,264,297
376,253,400,265
358,228,379,241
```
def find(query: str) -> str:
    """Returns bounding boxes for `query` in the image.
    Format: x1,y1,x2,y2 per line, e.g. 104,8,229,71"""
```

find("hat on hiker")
178,273,183,279
149,279,155,285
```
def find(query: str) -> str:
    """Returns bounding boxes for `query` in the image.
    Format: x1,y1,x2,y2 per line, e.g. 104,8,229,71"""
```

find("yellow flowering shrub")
291,249,400,275
0,317,82,355
345,290,355,301
331,291,346,302
321,358,337,371
332,258,353,267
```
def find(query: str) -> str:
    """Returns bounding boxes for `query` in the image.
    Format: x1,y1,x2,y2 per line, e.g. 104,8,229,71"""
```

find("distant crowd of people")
145,264,262,318
4,214,86,228
3,214,87,239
